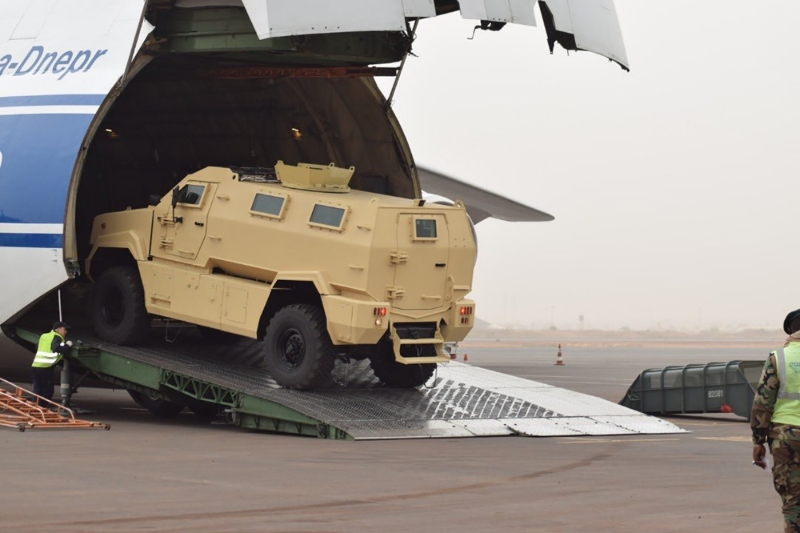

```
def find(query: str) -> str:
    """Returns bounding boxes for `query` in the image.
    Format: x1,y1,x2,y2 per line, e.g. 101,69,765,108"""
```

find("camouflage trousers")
771,426,800,533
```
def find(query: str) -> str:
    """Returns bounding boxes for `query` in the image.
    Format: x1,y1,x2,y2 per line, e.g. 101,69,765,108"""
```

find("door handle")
195,222,204,227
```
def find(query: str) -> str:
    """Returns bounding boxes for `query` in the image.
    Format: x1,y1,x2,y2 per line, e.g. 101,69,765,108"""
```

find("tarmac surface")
0,341,781,532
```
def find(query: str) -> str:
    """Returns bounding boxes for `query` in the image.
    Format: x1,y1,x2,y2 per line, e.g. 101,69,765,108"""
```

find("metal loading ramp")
620,360,763,418
14,328,683,439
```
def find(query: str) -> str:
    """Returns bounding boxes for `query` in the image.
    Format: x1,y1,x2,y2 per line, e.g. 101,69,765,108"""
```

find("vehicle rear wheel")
92,266,150,345
128,390,185,417
263,304,335,390
369,340,436,388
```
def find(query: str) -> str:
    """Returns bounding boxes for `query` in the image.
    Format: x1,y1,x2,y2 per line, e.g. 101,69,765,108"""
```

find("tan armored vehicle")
86,162,476,389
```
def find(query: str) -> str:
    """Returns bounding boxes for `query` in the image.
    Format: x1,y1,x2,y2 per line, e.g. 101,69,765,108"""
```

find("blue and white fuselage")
0,0,151,325
0,0,627,335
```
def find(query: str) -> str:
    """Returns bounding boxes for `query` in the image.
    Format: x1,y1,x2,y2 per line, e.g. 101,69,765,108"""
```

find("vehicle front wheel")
262,304,335,390
92,266,150,345
369,340,436,388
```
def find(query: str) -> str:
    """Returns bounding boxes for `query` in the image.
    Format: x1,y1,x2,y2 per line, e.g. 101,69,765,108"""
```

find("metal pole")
386,19,420,109
121,0,151,87
60,359,72,407
58,287,70,405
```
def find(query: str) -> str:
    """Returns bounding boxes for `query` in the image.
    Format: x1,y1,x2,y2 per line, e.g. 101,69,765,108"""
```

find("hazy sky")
377,1,800,331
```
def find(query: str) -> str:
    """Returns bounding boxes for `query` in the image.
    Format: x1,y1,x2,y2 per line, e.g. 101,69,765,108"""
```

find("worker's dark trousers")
31,367,55,404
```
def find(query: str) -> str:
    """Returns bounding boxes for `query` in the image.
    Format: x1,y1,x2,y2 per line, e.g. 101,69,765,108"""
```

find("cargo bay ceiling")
69,0,628,264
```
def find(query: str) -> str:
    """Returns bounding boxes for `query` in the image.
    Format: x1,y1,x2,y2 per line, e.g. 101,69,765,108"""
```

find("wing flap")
242,0,408,39
460,0,536,26
539,0,628,70
240,0,627,69
417,166,554,224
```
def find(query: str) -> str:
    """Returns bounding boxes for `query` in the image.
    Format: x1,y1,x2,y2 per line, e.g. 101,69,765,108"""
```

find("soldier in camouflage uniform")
752,309,800,533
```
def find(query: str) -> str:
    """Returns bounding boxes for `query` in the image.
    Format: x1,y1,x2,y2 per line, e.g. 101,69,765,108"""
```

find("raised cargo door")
161,182,216,261
392,214,449,311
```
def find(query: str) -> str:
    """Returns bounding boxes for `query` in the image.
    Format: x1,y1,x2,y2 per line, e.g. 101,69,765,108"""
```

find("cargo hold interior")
69,57,417,269
12,5,418,330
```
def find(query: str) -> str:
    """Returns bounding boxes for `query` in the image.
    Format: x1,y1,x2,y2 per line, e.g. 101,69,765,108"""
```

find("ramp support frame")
12,328,352,440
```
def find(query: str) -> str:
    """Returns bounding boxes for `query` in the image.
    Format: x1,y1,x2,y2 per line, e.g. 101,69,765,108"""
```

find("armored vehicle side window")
309,204,346,230
251,193,286,219
177,184,206,206
415,219,437,239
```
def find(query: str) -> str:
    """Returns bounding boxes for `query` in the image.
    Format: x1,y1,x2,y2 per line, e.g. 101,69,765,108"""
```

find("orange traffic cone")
463,353,469,362
555,344,564,366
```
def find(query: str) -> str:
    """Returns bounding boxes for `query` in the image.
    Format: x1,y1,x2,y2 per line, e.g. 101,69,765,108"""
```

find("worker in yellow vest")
31,322,73,404
752,309,800,532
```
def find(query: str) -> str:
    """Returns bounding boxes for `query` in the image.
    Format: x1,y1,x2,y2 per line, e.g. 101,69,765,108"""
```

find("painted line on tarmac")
695,436,752,442
671,421,728,427
531,374,630,383
560,436,750,445
559,438,681,444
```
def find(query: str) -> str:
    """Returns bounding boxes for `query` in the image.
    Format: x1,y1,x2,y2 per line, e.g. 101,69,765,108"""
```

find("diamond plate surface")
590,415,687,434
332,420,476,439
553,417,638,436
80,335,685,440
483,387,639,417
449,419,517,437
506,419,589,437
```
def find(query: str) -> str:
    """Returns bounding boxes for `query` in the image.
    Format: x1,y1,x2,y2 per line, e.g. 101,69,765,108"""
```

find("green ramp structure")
12,327,684,440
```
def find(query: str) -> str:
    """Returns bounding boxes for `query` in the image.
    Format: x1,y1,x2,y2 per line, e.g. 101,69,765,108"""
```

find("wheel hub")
279,328,305,369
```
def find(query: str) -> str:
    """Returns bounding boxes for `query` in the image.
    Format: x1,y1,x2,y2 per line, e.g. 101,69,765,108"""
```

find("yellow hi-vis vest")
771,343,800,426
31,331,64,368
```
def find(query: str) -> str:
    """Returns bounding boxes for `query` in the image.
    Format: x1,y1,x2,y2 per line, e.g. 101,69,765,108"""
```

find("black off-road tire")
369,340,436,388
128,390,185,418
263,304,335,390
92,266,150,345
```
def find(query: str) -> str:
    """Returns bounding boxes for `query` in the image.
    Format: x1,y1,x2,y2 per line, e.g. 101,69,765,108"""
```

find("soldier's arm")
50,336,71,355
751,352,778,445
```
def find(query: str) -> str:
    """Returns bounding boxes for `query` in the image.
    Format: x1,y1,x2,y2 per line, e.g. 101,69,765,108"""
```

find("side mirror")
171,186,180,209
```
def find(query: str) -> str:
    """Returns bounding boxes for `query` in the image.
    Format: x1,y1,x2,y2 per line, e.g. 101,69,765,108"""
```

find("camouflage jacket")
752,338,800,444
751,352,779,445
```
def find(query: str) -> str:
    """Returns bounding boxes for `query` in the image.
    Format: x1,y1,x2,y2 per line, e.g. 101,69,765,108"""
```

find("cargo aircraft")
0,0,627,380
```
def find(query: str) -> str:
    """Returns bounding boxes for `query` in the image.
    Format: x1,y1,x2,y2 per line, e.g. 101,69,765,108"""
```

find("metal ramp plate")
85,335,685,440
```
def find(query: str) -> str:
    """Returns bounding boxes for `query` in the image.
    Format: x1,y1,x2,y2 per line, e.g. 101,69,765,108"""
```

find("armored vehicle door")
158,181,216,261
393,214,450,310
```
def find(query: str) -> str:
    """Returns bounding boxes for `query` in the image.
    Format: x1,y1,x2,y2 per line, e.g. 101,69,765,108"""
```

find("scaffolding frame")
0,378,109,432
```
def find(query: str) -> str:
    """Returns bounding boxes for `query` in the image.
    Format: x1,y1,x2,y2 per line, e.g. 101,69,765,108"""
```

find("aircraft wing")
240,0,629,70
417,166,554,224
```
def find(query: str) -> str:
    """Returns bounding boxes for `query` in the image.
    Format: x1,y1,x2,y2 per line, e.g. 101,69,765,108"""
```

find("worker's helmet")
52,321,71,331
783,310,800,335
